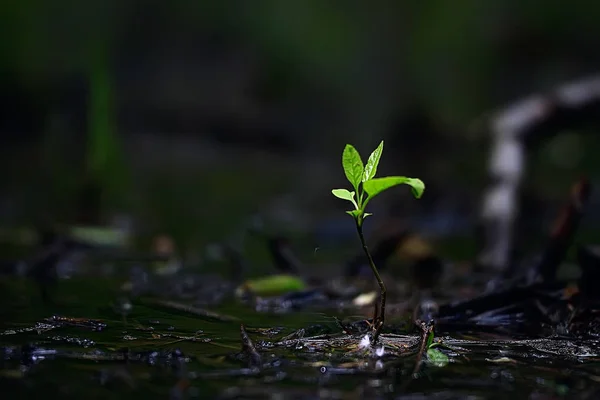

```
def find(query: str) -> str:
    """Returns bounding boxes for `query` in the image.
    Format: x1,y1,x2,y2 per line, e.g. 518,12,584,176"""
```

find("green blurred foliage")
3,0,600,119
3,0,600,248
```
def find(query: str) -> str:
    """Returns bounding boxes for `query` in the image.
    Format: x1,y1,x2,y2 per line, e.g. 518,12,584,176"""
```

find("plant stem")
355,218,386,343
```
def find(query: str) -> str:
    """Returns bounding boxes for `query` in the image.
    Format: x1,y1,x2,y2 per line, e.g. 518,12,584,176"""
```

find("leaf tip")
410,178,425,199
343,143,356,153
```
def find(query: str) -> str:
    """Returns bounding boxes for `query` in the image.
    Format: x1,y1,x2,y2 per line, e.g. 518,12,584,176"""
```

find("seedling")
413,321,449,377
332,140,424,343
425,326,449,368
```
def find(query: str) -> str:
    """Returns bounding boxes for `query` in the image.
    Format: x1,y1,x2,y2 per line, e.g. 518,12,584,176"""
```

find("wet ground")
1,175,599,399
1,274,600,400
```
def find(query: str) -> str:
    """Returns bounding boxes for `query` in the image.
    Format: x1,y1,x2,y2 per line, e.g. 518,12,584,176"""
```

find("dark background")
2,0,600,266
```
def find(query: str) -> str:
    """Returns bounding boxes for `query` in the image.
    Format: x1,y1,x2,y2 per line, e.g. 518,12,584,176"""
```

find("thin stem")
412,320,433,377
355,218,386,343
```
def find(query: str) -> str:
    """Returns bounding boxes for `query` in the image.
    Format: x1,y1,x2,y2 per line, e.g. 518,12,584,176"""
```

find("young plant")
332,140,424,342
425,326,449,368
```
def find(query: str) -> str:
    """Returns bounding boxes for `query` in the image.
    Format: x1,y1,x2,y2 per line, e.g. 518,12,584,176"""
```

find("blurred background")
2,0,600,270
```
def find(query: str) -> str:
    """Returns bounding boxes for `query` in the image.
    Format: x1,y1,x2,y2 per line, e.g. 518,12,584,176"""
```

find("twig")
398,319,434,392
532,177,591,282
477,74,600,272
240,324,262,369
411,320,434,377
140,299,239,322
436,281,565,323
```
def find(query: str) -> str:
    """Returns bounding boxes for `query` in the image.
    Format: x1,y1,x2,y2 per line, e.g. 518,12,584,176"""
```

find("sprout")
332,140,424,343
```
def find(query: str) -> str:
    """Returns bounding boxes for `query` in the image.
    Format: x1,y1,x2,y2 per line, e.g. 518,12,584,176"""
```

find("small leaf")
69,226,128,247
346,209,362,219
331,189,355,201
342,144,365,191
363,140,384,182
363,176,425,201
426,330,435,348
236,274,306,297
426,348,449,368
332,189,358,209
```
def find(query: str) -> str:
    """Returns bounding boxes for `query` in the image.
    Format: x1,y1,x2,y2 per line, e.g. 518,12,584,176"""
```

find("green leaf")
363,176,425,201
346,209,362,219
69,226,129,247
342,144,364,191
236,274,306,297
362,140,384,182
332,188,359,210
408,178,425,199
426,330,434,348
426,348,449,368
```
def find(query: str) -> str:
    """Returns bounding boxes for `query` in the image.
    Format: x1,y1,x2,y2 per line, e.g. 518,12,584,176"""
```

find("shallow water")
1,277,600,399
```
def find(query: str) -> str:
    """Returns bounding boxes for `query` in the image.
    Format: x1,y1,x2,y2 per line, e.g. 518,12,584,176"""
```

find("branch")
477,74,600,272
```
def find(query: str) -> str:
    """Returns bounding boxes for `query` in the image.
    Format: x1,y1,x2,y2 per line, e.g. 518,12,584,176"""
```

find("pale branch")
477,74,600,272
